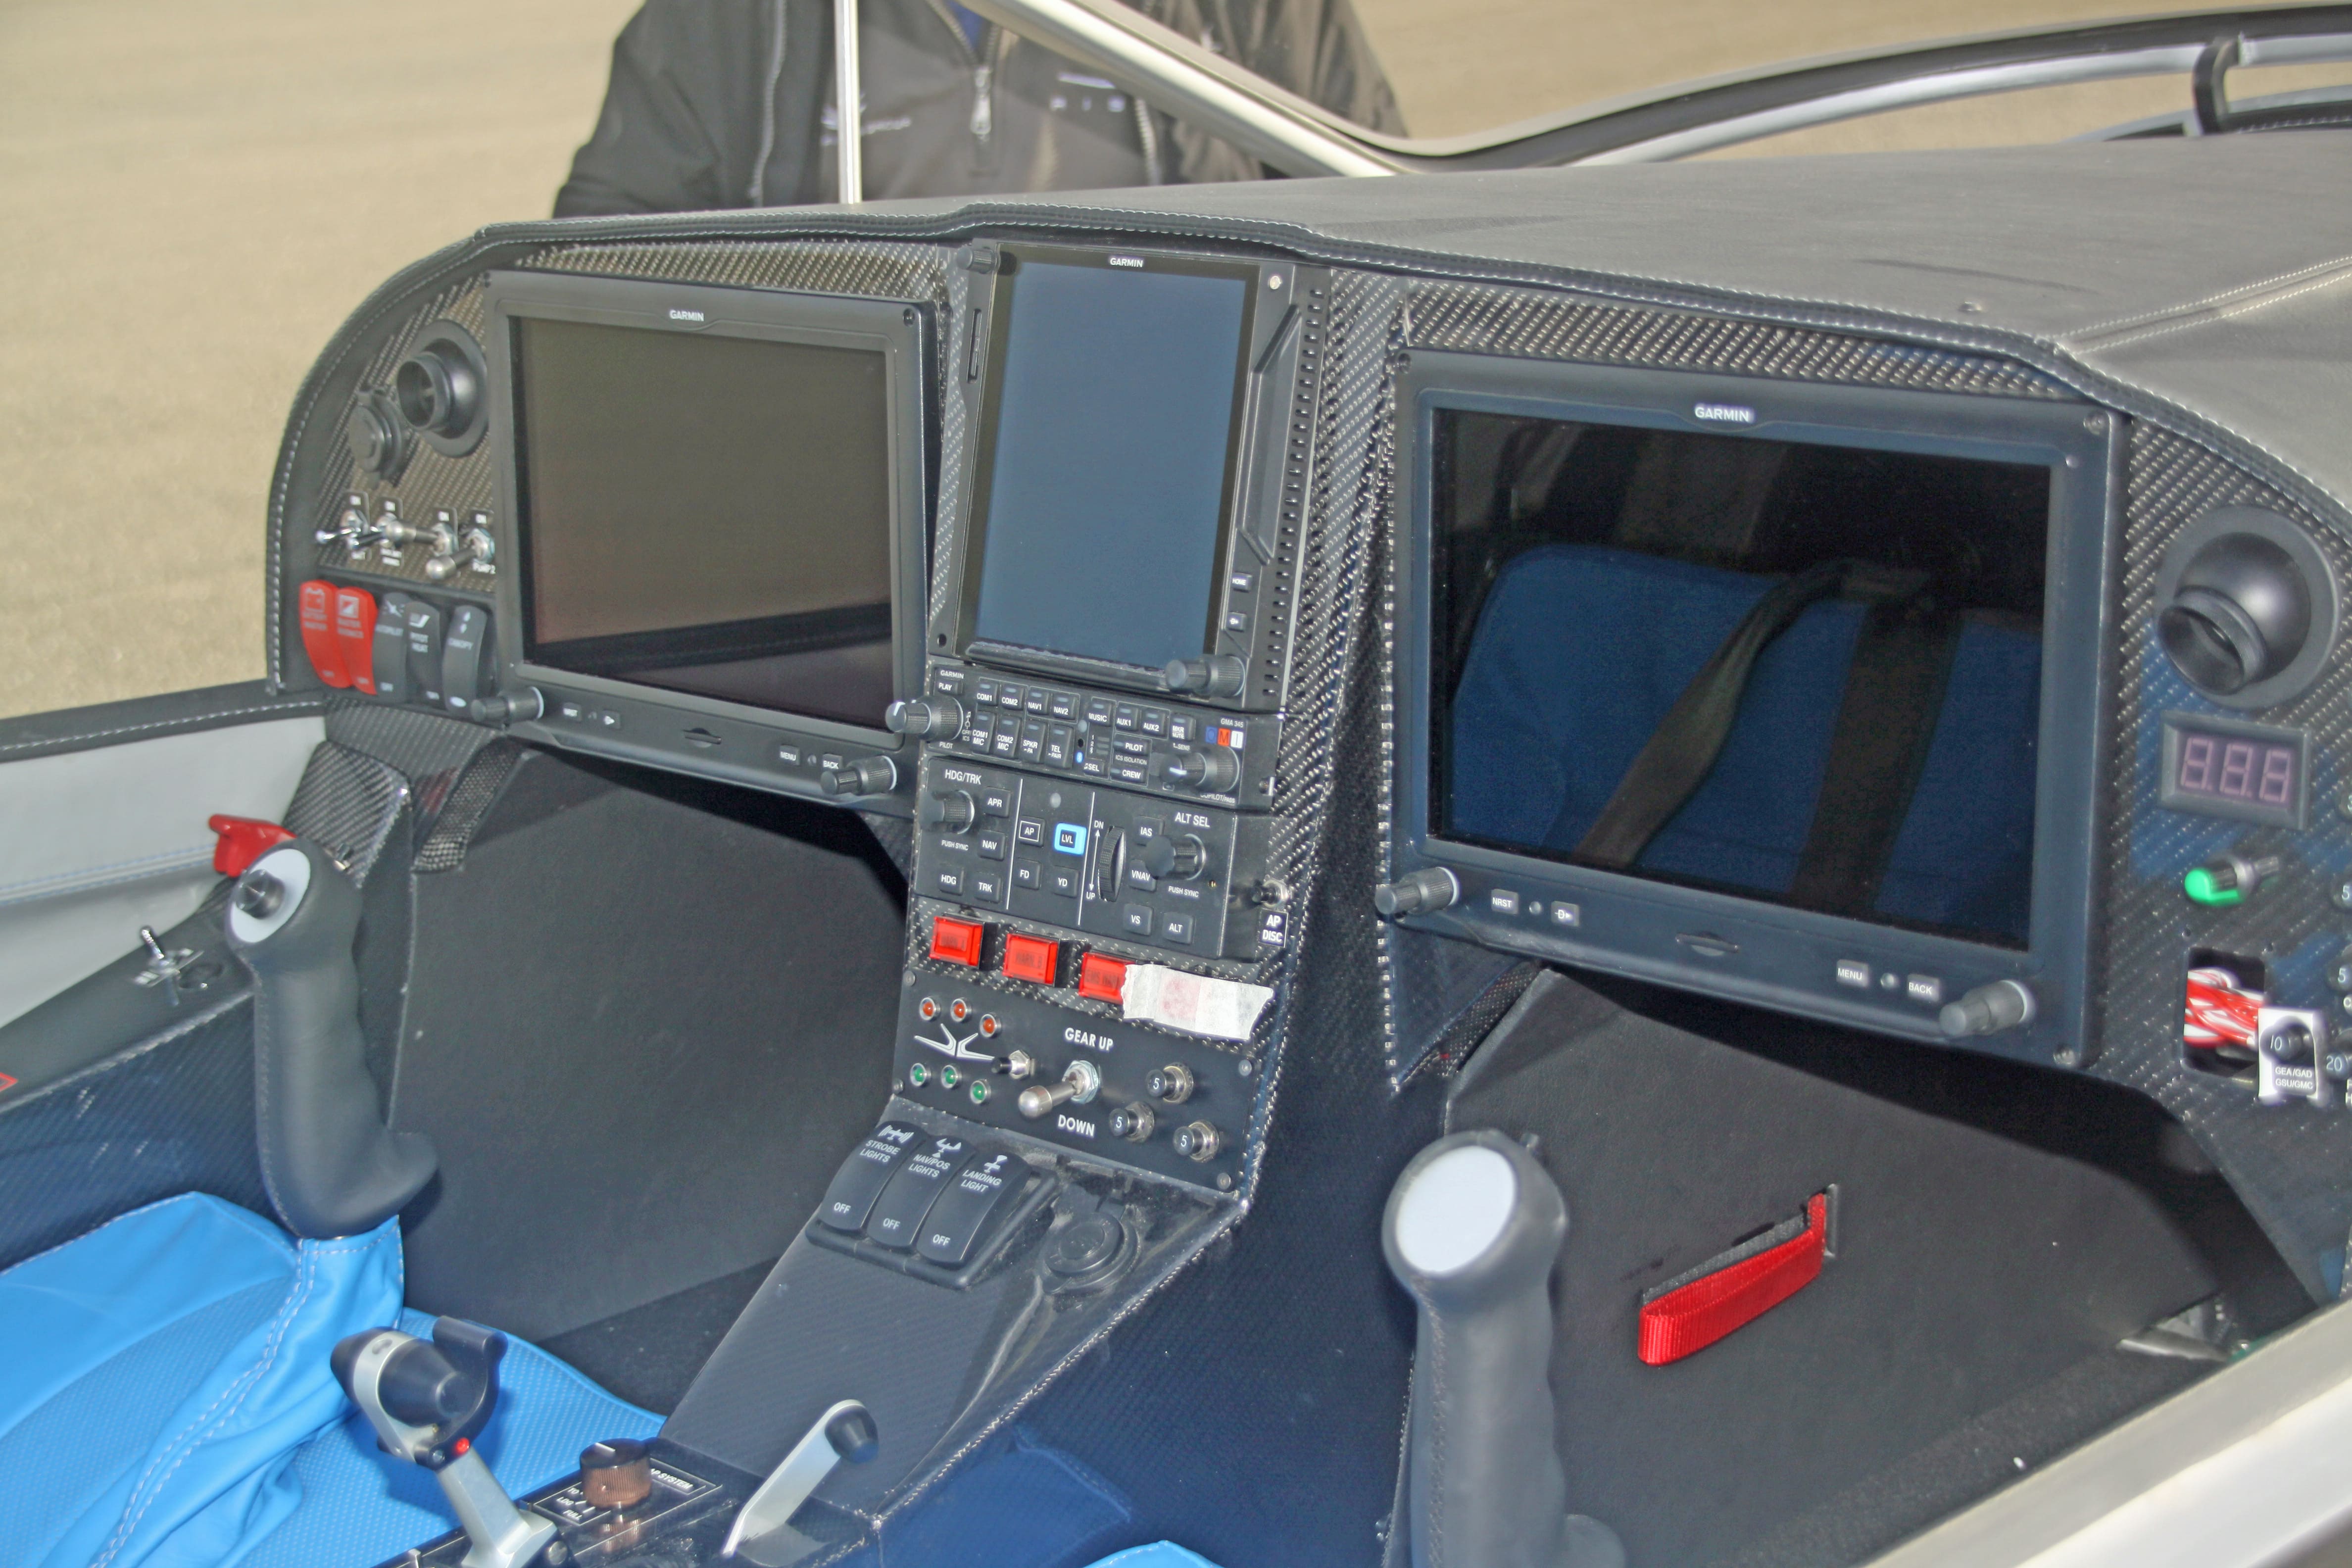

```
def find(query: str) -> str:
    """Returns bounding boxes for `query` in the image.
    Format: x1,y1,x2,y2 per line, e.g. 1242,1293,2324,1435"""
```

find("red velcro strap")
1638,1192,1829,1367
208,815,295,877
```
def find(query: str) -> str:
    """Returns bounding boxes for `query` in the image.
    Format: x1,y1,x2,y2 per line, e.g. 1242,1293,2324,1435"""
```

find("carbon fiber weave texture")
283,740,410,883
1403,280,2069,397
2096,424,2352,1297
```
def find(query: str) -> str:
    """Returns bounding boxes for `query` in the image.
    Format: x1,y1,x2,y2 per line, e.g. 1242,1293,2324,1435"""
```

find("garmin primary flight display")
1390,355,2115,1052
488,270,930,744
959,245,1257,678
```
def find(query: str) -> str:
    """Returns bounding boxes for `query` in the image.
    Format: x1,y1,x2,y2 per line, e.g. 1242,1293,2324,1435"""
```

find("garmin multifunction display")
514,316,896,729
1430,410,2052,948
963,248,1255,672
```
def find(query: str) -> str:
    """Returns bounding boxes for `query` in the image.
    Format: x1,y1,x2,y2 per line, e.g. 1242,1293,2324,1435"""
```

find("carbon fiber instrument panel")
1376,274,2352,1297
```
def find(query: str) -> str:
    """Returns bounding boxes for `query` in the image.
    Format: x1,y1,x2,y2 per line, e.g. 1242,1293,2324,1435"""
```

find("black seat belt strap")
1787,600,1964,915
1570,559,1851,868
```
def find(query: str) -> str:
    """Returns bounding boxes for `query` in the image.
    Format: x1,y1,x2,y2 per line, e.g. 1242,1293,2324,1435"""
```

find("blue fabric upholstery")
1,1193,401,1568
1450,545,2039,940
1078,1546,1221,1568
2,1194,657,1568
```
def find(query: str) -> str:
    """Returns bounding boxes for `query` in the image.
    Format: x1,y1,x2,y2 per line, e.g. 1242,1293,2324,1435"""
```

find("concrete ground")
0,0,2335,719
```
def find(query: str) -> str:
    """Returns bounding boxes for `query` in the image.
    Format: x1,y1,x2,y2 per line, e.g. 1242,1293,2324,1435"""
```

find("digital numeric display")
2160,715,2307,828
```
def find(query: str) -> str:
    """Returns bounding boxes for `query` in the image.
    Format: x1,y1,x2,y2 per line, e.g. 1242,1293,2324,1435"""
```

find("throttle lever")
720,1400,880,1566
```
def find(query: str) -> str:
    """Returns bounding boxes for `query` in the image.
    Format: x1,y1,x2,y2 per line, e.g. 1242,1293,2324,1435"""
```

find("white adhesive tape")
1121,964,1273,1043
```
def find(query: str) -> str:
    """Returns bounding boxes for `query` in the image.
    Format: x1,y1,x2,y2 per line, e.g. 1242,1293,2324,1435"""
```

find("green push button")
941,1064,961,1090
2183,866,2244,907
908,1061,931,1088
969,1080,991,1105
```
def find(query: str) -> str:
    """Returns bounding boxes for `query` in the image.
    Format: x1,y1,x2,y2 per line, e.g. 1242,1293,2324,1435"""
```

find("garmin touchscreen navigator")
1391,354,2115,1053
958,245,1258,683
486,271,927,756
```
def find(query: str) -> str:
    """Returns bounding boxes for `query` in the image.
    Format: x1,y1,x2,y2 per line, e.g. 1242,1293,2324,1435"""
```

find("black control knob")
919,791,978,833
1939,979,2037,1039
820,756,898,797
1145,1063,1195,1104
345,394,406,479
394,343,482,441
2160,532,2313,697
1141,834,1206,881
235,869,287,920
1171,1120,1223,1162
1164,655,1245,698
469,689,542,726
1167,747,1241,793
1373,868,1460,918
1108,1102,1157,1142
886,697,965,739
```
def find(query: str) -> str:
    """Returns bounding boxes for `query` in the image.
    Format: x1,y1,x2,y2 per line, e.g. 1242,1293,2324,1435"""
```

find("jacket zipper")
922,0,996,145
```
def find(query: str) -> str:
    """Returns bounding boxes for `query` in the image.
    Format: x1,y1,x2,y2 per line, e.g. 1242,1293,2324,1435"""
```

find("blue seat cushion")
1,1193,402,1568
1449,544,2038,940
1,1193,658,1568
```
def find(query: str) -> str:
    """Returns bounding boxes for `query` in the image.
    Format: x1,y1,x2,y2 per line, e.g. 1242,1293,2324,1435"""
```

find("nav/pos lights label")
2160,714,2307,829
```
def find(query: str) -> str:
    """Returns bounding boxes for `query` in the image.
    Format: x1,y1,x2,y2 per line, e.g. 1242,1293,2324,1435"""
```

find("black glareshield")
483,270,930,744
1391,353,2116,1061
956,244,1260,683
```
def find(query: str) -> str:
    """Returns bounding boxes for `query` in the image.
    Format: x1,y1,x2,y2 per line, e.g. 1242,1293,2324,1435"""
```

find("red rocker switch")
930,916,985,968
1002,934,1059,985
298,580,350,687
1077,952,1128,1003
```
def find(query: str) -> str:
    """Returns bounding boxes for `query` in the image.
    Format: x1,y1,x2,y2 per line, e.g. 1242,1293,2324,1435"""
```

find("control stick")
1382,1131,1622,1568
334,1318,556,1568
227,840,436,1238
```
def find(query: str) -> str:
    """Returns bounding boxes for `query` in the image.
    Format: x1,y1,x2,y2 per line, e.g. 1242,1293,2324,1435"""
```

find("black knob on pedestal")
886,697,965,739
1164,655,1245,698
1141,834,1206,880
2160,532,2312,697
919,791,978,833
820,756,898,797
1145,1063,1195,1104
1167,747,1241,793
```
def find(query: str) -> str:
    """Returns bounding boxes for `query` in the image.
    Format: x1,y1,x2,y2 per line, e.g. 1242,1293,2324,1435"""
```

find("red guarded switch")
332,586,379,694
207,815,295,877
1003,933,1060,985
297,581,351,687
930,916,985,968
1077,952,1128,1003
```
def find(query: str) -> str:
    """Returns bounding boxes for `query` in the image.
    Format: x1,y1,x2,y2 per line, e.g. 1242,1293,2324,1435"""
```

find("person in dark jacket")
554,0,1403,214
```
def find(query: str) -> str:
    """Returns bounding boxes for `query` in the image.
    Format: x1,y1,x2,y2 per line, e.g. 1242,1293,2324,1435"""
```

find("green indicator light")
941,1064,961,1090
969,1080,991,1105
2183,867,2243,907
908,1062,931,1087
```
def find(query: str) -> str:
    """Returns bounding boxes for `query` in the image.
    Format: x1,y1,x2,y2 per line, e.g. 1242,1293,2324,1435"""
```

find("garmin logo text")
1693,402,1756,424
668,308,706,322
1107,255,1145,268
